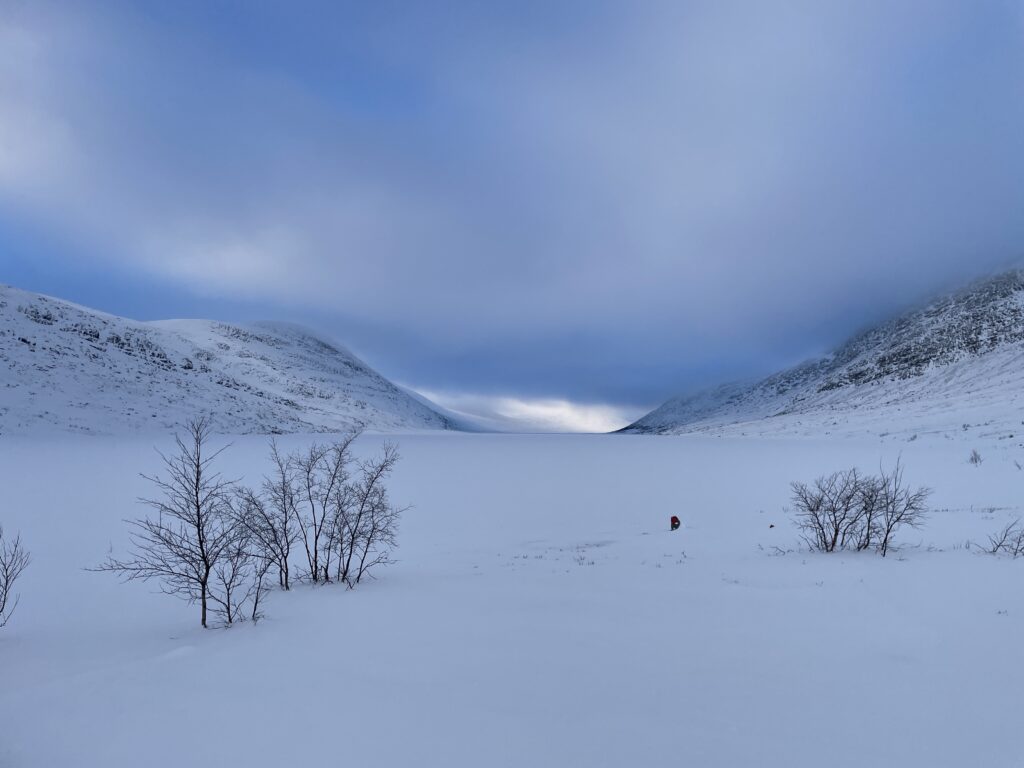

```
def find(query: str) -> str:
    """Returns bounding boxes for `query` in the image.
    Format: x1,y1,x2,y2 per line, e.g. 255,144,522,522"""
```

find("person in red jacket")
670,515,681,531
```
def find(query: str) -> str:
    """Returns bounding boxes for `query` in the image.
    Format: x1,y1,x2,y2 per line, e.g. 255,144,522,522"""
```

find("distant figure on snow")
670,515,680,531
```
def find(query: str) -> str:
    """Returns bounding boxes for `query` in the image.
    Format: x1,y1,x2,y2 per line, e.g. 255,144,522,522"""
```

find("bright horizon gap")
416,389,646,433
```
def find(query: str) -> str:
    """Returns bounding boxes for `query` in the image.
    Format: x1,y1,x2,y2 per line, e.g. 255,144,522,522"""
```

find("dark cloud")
2,1,1023,426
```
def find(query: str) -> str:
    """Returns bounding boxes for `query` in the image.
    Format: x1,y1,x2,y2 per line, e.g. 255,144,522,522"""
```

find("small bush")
986,519,1024,557
789,459,929,557
969,449,983,466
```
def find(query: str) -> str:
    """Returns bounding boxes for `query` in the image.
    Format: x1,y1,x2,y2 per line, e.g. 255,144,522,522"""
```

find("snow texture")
1,431,1022,767
0,284,456,435
626,270,1024,440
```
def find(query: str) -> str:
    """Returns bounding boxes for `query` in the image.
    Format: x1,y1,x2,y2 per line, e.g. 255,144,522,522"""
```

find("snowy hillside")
0,285,456,435
626,270,1024,439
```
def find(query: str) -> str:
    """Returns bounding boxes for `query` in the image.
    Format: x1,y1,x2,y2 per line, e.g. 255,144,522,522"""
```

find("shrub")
789,459,929,557
986,519,1024,557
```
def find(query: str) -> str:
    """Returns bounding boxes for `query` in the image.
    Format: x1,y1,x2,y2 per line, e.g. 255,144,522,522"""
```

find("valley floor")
1,432,1022,767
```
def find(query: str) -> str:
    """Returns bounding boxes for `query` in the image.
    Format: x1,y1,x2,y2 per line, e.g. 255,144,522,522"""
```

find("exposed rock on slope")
0,285,456,435
625,271,1024,439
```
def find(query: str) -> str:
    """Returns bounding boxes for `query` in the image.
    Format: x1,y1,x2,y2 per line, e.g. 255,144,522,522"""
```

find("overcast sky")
2,1,1023,431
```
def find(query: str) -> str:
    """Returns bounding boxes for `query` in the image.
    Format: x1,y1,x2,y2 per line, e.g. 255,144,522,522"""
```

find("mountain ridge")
624,270,1024,439
0,284,457,435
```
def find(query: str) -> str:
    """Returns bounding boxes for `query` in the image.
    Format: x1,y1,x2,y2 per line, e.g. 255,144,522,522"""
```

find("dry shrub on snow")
986,519,1024,558
789,459,929,557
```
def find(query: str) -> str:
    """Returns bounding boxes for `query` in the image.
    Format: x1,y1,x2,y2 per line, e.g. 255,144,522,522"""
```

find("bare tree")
790,469,863,552
969,449,983,466
789,460,928,556
197,514,280,626
875,459,930,557
0,527,30,628
352,488,404,586
209,529,253,626
338,442,404,586
248,553,274,622
789,478,828,551
234,440,300,590
94,417,237,628
850,473,883,552
293,431,359,583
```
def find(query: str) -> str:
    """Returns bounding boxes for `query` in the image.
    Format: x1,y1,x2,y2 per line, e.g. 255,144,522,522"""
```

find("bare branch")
91,416,239,628
788,459,929,557
0,527,30,628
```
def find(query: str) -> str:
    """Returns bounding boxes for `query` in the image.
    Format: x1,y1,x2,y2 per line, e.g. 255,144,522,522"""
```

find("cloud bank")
2,1,1023,419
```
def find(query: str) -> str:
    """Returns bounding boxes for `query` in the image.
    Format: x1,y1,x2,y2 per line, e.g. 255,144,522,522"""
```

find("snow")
2,430,1022,767
628,270,1024,441
0,285,456,435
630,346,1024,442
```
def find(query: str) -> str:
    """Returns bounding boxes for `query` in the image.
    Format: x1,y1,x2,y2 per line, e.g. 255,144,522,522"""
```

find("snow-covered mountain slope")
0,285,456,435
625,270,1024,439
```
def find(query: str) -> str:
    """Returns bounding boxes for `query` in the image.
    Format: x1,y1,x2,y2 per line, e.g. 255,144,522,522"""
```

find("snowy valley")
4,4,1023,766
1,277,1023,768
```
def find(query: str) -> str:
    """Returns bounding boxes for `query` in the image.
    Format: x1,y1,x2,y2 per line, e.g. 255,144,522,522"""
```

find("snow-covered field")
1,431,1022,767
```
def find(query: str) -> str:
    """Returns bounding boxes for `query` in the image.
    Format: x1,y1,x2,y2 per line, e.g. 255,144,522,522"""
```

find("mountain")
624,270,1024,440
0,285,457,435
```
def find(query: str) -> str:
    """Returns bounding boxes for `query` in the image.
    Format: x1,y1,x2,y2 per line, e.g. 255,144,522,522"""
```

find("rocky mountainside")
625,271,1024,439
0,285,457,435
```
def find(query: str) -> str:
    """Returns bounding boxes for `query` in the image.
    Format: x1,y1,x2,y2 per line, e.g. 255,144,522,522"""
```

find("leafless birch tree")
0,527,30,628
94,417,238,628
234,440,300,590
293,431,359,583
790,469,863,552
337,442,404,586
209,529,254,626
875,459,929,557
